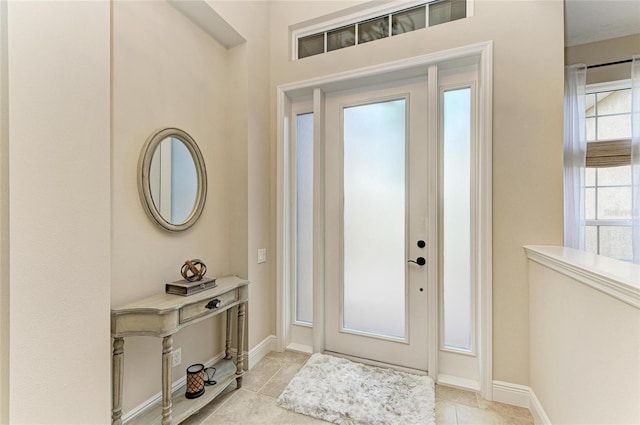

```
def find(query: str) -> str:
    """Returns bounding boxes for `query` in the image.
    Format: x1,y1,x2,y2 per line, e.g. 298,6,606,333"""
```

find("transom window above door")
293,0,469,60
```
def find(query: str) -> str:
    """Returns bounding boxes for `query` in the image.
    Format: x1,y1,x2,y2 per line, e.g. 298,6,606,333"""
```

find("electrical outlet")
172,348,181,368
258,248,267,264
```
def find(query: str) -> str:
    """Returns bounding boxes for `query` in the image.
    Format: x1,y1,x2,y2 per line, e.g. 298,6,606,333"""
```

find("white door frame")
276,41,494,399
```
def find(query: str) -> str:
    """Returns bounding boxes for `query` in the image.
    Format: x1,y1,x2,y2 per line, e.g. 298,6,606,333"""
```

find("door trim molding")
426,63,439,381
276,40,493,399
479,41,494,400
311,88,326,353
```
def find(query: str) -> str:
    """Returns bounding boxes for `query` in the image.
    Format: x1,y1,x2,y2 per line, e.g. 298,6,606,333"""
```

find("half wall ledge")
524,245,640,309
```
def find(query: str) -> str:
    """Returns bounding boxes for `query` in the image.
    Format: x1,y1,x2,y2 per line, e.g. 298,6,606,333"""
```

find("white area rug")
277,353,435,425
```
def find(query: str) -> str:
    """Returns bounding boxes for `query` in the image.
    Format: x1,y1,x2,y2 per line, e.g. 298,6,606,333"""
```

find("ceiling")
564,0,640,47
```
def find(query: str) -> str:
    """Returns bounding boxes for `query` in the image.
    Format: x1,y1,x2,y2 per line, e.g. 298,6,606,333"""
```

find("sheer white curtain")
564,64,587,250
631,55,640,263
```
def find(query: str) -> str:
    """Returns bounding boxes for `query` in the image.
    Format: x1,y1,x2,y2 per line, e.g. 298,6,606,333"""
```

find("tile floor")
181,351,534,425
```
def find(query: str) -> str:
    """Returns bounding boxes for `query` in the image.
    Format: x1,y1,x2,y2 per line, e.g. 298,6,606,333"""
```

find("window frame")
291,0,473,60
584,79,633,261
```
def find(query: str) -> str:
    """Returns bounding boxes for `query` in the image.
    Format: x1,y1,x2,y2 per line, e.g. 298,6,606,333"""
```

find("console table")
111,276,249,425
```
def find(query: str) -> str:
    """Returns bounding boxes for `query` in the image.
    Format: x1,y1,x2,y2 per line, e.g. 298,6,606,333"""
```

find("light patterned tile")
435,401,458,425
492,414,535,425
241,356,286,392
200,388,330,425
456,403,535,425
455,404,498,425
477,396,534,422
258,361,303,399
436,385,479,408
265,350,310,365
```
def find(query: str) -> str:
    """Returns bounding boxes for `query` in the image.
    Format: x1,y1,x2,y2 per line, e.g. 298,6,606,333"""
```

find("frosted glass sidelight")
442,88,472,351
342,99,406,339
296,113,314,323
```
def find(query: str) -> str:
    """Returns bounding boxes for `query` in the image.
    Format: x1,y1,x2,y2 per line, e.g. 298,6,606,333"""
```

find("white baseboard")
247,334,276,368
492,381,551,425
528,388,552,425
438,374,480,392
492,380,530,408
285,342,313,354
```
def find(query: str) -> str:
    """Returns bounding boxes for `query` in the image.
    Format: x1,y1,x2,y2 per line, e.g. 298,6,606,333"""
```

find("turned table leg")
224,308,233,360
161,335,173,425
112,338,124,425
235,302,246,388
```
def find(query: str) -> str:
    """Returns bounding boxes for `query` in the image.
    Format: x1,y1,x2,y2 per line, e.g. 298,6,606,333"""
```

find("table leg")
224,308,233,360
235,302,246,388
161,335,173,425
112,338,124,425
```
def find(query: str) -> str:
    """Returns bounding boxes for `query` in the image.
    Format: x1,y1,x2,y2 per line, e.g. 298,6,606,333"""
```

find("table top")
111,275,249,315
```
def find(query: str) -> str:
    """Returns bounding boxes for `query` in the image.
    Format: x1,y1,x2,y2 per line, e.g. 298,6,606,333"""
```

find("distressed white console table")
111,276,249,425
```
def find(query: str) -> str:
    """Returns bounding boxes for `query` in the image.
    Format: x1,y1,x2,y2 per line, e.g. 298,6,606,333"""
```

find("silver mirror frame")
137,127,207,232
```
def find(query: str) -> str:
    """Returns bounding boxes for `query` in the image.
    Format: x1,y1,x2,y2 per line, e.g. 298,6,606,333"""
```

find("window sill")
524,245,640,309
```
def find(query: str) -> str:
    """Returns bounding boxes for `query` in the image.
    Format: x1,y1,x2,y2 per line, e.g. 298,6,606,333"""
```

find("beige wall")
111,0,247,414
2,1,274,418
0,1,8,422
529,262,640,424
5,2,111,423
269,0,565,386
209,0,275,351
565,33,640,85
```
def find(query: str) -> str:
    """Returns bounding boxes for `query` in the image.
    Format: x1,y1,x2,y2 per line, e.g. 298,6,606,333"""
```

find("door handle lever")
407,257,426,266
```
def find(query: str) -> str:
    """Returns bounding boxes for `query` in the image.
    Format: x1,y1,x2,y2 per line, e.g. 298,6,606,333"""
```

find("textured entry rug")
277,353,435,425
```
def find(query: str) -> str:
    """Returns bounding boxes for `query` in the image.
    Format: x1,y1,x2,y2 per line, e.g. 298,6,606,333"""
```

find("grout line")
206,386,239,416
255,359,289,396
454,403,459,425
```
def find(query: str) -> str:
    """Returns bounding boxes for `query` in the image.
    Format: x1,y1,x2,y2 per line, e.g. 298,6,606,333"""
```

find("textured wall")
6,2,111,422
111,0,238,414
529,260,640,424
565,33,640,84
211,0,274,351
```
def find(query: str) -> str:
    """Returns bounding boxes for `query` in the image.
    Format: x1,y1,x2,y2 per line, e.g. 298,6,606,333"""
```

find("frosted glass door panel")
442,88,472,351
342,99,406,339
295,113,314,324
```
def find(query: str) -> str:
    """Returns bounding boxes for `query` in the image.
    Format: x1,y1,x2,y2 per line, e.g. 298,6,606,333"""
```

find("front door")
324,77,429,371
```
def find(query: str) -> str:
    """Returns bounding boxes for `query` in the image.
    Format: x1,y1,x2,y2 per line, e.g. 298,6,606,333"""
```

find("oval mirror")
138,128,207,232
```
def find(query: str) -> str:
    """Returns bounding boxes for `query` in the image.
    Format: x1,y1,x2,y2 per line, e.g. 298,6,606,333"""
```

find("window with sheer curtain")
585,84,633,261
565,54,640,264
